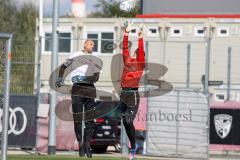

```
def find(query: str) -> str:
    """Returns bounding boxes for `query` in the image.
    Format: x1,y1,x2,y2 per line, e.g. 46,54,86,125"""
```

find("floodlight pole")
48,0,59,155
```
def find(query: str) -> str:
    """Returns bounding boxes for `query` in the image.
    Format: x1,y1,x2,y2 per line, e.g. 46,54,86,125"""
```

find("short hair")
84,39,94,45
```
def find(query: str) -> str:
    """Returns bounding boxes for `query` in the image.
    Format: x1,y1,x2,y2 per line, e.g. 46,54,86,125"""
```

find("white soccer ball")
119,0,133,13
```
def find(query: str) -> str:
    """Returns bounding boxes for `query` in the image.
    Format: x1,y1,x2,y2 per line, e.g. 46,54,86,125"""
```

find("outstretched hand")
55,77,64,88
124,21,134,33
138,23,144,38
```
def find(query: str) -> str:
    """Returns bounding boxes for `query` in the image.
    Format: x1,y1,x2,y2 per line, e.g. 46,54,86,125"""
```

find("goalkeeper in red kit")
119,21,145,160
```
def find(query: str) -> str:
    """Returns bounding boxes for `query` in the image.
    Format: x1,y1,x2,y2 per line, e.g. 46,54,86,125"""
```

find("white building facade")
36,17,240,101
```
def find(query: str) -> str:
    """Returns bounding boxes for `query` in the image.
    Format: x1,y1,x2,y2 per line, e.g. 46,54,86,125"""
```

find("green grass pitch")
8,155,150,160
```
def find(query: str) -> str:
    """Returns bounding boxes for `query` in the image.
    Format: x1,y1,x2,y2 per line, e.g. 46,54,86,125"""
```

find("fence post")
0,33,13,160
48,0,59,155
227,47,232,101
144,41,149,155
186,44,191,88
204,41,210,95
205,26,213,160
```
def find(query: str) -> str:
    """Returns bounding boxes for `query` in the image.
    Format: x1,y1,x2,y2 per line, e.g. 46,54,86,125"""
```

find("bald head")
84,39,95,53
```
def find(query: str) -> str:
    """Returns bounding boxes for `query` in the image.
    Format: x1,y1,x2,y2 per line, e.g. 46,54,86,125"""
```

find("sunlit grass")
8,155,151,160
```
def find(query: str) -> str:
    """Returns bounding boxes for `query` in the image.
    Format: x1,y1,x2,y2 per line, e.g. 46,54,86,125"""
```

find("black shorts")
118,89,140,120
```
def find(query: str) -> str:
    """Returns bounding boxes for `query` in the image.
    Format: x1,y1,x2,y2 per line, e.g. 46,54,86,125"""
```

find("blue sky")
17,0,99,15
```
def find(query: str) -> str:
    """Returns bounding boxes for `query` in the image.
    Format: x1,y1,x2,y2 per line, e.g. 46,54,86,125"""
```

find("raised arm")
122,21,133,62
122,31,129,61
137,24,145,62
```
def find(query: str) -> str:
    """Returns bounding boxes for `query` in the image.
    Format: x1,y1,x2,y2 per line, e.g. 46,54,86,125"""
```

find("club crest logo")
214,114,232,139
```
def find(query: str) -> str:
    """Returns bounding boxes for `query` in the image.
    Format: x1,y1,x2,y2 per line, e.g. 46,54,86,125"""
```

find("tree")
88,0,141,18
10,3,37,94
0,0,17,95
0,0,37,95
0,0,18,33
15,3,37,40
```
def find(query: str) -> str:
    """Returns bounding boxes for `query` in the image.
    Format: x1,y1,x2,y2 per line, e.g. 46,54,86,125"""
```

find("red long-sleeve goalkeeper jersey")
121,34,145,88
